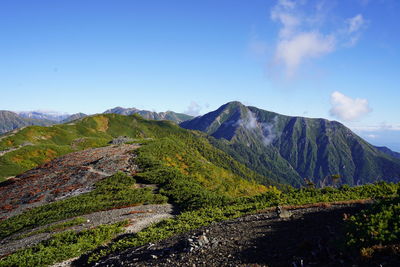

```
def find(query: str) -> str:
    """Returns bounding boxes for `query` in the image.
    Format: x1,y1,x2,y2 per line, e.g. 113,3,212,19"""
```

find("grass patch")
0,221,128,267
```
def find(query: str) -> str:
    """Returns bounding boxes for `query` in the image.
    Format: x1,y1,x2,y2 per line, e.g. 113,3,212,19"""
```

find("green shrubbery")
346,195,400,249
85,181,400,264
0,221,128,267
133,137,268,211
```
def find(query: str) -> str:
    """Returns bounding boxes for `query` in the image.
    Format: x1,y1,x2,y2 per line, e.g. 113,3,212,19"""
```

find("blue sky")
0,0,399,149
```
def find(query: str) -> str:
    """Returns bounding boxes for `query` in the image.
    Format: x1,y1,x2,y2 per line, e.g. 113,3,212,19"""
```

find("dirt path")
0,142,31,156
0,127,25,141
0,204,174,257
91,202,397,267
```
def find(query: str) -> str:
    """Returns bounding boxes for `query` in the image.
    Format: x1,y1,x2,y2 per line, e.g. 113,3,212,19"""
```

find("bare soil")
0,144,139,218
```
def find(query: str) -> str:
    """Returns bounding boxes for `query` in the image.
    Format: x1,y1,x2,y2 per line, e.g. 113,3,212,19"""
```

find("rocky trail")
0,203,174,258
89,202,399,267
0,144,139,219
0,142,180,266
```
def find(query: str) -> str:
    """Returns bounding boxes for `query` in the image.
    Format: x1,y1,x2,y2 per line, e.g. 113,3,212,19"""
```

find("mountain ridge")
0,107,193,135
181,101,400,186
103,106,193,123
0,111,55,134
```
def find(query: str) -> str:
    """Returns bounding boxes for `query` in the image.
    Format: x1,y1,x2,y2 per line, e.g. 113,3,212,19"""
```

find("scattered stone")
109,136,135,145
276,206,293,219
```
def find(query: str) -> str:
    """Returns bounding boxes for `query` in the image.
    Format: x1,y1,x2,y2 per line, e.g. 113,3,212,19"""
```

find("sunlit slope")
0,114,269,197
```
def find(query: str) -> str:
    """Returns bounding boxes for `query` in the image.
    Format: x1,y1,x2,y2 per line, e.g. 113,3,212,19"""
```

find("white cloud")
184,101,202,116
329,91,372,121
237,110,278,145
260,116,279,145
275,32,335,77
237,110,258,130
269,1,367,78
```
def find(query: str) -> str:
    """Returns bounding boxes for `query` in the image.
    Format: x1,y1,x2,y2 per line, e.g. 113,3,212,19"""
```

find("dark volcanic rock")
91,203,398,267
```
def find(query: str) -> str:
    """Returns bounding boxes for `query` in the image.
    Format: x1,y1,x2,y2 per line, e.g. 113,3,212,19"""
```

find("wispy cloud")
184,101,202,116
329,91,372,121
347,14,365,33
351,123,400,132
345,14,366,46
237,110,279,145
238,110,258,130
270,0,367,78
261,116,279,146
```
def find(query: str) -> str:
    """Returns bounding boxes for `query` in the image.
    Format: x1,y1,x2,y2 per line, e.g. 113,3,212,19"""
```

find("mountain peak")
224,101,245,108
181,103,400,187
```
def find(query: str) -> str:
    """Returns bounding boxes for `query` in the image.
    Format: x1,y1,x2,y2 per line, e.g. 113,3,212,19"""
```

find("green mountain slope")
0,111,54,134
0,113,271,198
103,107,192,123
180,101,400,187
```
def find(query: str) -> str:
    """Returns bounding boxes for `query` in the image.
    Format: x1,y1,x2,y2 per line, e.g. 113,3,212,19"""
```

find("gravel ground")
91,202,399,267
0,203,175,257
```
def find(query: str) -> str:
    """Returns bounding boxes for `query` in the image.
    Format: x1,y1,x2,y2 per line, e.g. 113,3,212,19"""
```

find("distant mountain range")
0,107,192,134
2,103,400,187
17,111,70,122
181,101,400,186
103,107,192,123
0,111,54,134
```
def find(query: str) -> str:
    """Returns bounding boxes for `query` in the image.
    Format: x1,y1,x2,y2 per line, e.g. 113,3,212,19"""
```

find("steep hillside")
0,113,271,199
181,101,400,186
103,107,192,123
0,111,54,134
